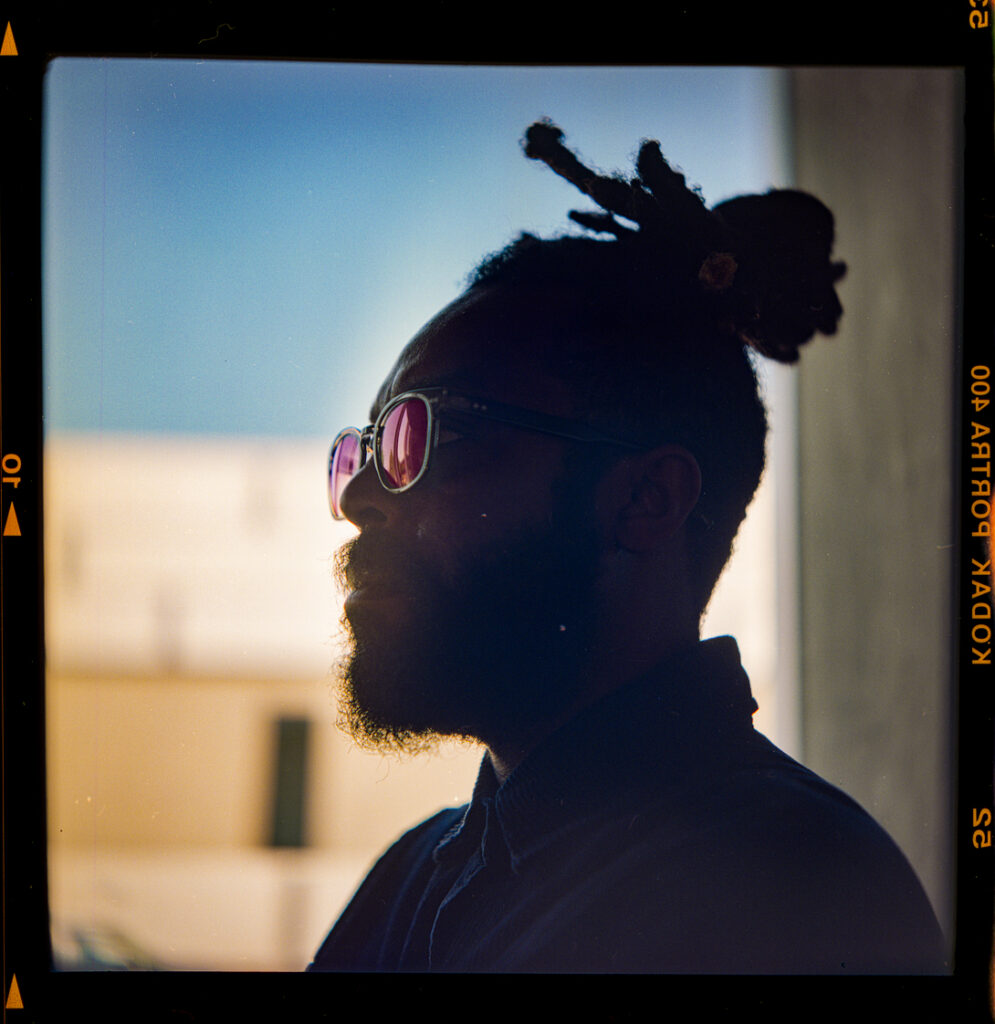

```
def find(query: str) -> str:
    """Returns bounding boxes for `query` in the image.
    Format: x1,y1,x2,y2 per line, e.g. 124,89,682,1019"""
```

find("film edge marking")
3,503,20,537
5,974,23,1009
0,22,16,56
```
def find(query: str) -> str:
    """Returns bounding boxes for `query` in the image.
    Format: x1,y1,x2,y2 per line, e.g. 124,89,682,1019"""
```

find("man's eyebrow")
367,380,395,422
368,374,490,422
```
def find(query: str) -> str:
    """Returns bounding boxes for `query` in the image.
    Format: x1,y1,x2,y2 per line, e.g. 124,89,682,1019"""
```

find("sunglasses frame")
328,386,649,520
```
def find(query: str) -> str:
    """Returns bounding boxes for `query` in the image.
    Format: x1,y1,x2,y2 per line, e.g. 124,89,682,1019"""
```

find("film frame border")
0,4,990,1018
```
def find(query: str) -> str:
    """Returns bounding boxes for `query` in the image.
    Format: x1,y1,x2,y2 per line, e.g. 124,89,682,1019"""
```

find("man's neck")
485,630,702,784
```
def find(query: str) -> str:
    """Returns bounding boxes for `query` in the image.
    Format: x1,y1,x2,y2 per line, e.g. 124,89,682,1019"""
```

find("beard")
331,473,603,756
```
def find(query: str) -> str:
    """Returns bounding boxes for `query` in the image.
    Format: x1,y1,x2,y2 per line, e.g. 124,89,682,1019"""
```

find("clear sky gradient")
43,61,783,439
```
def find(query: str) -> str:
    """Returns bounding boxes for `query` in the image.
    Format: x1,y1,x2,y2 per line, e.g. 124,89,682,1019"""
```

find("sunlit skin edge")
332,284,704,782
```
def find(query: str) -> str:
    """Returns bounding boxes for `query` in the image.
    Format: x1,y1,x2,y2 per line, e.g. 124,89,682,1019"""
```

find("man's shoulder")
708,732,918,863
306,804,466,971
562,732,948,973
630,731,931,901
359,804,467,888
390,804,468,849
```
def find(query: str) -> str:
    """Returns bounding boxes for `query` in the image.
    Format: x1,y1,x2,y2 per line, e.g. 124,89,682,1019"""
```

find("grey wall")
789,68,958,949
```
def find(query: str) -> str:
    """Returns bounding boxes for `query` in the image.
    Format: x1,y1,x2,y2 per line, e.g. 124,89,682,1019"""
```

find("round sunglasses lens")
380,398,429,489
329,431,361,517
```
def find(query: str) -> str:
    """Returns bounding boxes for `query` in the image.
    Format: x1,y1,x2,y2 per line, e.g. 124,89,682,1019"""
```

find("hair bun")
711,189,847,363
517,122,844,364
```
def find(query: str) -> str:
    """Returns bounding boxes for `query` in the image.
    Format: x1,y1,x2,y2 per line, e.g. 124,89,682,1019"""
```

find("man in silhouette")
308,123,946,974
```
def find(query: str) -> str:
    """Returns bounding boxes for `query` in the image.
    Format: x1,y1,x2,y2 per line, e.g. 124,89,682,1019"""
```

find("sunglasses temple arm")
472,407,648,451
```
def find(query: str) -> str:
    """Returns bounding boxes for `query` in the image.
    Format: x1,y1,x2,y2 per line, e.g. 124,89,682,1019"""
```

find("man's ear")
612,445,702,554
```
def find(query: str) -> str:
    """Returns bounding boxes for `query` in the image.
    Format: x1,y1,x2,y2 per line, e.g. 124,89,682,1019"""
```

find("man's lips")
344,578,410,613
337,536,430,613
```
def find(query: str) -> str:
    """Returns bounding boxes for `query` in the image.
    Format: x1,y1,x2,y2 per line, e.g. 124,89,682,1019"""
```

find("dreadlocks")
468,120,847,614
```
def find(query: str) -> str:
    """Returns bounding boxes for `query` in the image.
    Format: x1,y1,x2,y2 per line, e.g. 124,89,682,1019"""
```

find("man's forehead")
368,287,574,421
368,336,496,421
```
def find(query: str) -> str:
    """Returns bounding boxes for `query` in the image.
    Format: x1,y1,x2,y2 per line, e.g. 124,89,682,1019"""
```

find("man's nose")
339,458,389,528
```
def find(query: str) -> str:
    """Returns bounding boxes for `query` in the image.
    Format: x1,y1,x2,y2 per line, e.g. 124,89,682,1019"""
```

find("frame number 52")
973,807,992,848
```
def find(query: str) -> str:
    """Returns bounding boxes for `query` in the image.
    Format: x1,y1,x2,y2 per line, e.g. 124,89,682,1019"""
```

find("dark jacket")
308,637,946,973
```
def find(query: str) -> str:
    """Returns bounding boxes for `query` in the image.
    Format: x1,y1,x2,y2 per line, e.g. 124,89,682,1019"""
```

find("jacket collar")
434,636,758,870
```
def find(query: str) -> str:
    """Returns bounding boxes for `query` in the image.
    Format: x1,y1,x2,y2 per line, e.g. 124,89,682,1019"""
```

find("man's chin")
330,497,603,757
334,652,473,756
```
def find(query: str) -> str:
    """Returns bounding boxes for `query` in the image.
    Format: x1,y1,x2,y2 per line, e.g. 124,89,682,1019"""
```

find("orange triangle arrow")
6,973,23,1009
1,22,17,56
4,503,21,536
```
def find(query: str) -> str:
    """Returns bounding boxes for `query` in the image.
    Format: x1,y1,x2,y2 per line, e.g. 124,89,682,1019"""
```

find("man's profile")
307,121,946,973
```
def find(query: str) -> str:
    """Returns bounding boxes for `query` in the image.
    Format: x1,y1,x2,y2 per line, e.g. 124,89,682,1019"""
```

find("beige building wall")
44,435,484,968
44,424,785,969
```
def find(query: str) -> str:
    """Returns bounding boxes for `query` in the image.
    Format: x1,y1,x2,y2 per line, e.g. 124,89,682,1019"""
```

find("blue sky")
43,61,784,439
